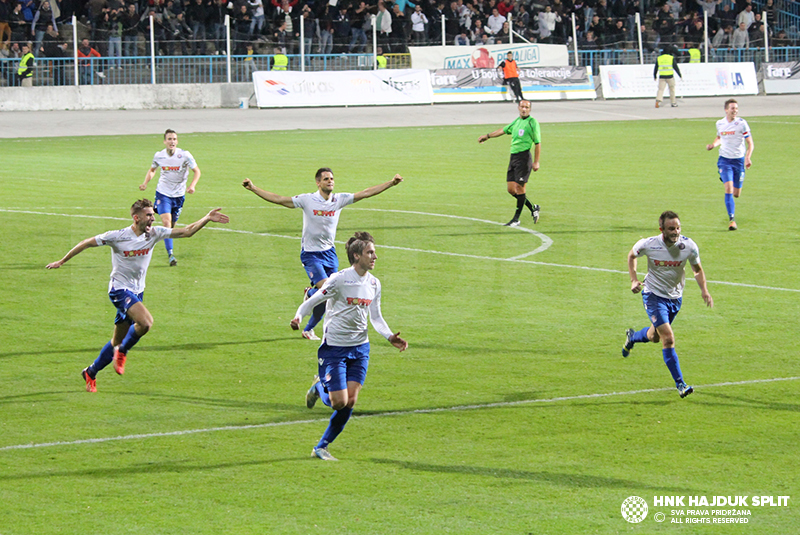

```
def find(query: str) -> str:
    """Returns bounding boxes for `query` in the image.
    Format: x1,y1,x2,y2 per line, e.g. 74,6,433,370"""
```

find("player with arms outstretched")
46,199,229,392
243,168,403,341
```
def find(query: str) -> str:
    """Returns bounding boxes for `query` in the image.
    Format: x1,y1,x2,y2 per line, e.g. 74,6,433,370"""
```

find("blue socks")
724,193,735,220
315,381,331,408
88,342,115,376
316,407,353,450
119,324,142,354
164,238,174,255
631,327,650,344
304,287,326,332
662,347,684,383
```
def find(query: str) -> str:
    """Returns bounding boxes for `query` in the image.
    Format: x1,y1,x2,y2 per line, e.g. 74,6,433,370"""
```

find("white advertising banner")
599,63,758,99
252,69,434,108
762,62,800,94
430,67,594,102
409,44,569,70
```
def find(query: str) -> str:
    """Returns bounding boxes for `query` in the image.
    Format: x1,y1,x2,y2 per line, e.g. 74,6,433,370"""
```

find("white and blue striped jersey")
632,235,701,299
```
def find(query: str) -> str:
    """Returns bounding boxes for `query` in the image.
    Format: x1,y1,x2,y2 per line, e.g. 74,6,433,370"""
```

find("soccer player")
139,129,202,266
478,100,541,227
242,168,403,341
46,199,229,392
706,98,754,231
622,211,713,398
291,231,408,461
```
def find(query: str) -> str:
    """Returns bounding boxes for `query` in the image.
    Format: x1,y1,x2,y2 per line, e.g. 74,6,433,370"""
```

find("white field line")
1,376,797,452
6,208,799,293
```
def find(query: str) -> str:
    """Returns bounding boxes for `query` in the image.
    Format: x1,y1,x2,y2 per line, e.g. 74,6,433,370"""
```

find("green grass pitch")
1,115,798,534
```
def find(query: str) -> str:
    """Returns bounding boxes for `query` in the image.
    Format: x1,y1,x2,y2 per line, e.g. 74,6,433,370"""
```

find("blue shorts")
718,156,745,189
109,289,143,324
154,191,185,224
317,342,370,393
301,248,339,286
642,292,682,328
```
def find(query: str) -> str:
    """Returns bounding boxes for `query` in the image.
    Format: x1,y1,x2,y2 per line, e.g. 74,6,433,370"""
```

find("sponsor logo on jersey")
653,260,682,267
313,209,336,217
162,166,181,171
346,297,372,306
123,248,151,257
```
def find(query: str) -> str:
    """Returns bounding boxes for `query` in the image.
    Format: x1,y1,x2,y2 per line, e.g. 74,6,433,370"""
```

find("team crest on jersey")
177,154,183,159
518,128,525,136
651,315,658,322
678,243,685,250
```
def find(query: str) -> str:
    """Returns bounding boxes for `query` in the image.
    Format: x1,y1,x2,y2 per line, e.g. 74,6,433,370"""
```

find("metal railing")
574,46,800,70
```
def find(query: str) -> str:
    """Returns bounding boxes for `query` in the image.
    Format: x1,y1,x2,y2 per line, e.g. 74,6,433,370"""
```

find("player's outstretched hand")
139,183,147,191
631,280,643,294
702,292,714,308
242,178,254,190
290,317,300,330
207,208,229,224
187,186,195,194
478,134,488,144
46,260,63,270
389,332,408,352
706,144,714,151
391,174,403,186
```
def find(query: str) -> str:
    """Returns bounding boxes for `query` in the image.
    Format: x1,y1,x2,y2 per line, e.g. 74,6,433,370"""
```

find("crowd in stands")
0,0,798,68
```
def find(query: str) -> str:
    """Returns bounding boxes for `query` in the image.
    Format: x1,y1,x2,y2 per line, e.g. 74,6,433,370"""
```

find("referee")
478,100,542,226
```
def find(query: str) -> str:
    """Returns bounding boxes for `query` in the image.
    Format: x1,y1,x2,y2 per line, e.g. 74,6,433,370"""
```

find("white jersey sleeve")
367,279,394,340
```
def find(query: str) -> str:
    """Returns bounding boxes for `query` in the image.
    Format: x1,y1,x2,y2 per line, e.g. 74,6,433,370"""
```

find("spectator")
2,42,22,86
666,0,682,20
411,4,428,44
0,0,12,49
233,4,251,54
108,8,123,68
317,4,333,54
273,18,289,53
9,2,28,43
454,27,469,44
248,0,265,36
122,4,140,59
748,17,763,47
486,7,505,35
332,4,350,53
698,0,718,18
77,37,104,84
209,0,230,54
736,4,754,30
169,12,192,55
32,1,57,55
301,5,315,55
581,29,600,49
538,6,561,43
376,1,392,52
718,3,735,28
187,0,210,54
607,18,626,47
349,1,368,52
390,3,406,51
271,45,288,68
731,21,748,48
712,23,732,48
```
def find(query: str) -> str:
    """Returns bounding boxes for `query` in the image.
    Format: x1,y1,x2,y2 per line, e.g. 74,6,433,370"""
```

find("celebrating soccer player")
622,211,713,398
242,168,403,341
46,199,229,392
706,99,755,231
140,129,202,265
291,231,407,461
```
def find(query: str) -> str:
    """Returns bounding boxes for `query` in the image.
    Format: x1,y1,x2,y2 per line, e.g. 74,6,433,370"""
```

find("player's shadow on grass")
697,392,800,412
370,458,695,493
0,457,303,481
0,337,294,359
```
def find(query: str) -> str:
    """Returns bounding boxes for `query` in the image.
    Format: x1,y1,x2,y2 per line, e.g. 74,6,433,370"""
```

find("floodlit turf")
1,115,799,534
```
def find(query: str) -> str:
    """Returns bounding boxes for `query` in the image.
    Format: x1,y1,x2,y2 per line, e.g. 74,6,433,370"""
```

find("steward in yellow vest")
272,47,288,71
653,47,682,108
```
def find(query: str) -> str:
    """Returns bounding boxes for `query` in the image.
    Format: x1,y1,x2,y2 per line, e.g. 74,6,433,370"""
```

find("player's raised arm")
46,237,100,269
170,209,229,239
353,174,403,202
242,178,295,208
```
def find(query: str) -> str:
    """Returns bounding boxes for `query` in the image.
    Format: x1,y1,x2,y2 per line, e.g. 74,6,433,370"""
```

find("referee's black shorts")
506,150,533,183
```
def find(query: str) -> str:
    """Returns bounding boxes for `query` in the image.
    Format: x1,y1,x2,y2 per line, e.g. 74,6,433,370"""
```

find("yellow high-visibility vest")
376,55,387,69
689,48,701,63
272,54,288,70
657,54,674,77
